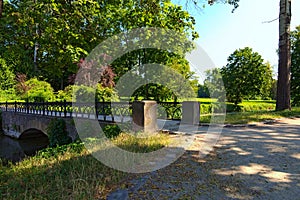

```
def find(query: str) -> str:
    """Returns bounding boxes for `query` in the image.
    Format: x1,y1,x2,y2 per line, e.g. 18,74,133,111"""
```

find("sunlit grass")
0,132,170,199
200,107,300,124
113,132,170,153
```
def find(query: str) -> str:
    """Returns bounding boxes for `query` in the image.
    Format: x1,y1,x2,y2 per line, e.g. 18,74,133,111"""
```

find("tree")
276,0,291,110
221,47,273,105
291,25,300,106
185,0,292,110
0,0,199,95
0,0,3,18
17,78,55,102
204,68,223,99
0,57,15,91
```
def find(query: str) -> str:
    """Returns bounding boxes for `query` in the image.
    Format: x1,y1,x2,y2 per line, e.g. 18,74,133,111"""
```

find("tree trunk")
0,0,3,18
276,0,292,111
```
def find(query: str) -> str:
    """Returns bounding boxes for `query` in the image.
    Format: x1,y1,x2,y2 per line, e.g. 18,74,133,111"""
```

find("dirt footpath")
107,118,300,200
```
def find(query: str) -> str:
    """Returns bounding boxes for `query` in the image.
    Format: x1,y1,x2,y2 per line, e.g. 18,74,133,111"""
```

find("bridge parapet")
1,111,77,139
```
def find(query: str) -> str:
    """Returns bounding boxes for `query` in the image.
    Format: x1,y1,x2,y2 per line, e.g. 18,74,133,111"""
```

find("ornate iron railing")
0,101,132,123
157,102,182,120
0,101,182,121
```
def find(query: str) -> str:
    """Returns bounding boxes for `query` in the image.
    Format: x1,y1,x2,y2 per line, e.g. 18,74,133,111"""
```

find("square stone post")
132,101,157,133
182,101,200,125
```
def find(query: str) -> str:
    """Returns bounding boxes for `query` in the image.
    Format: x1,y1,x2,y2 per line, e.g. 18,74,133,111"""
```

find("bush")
96,84,118,102
200,104,212,115
47,118,72,147
55,85,74,102
36,141,84,158
103,124,121,138
0,88,19,101
23,78,55,102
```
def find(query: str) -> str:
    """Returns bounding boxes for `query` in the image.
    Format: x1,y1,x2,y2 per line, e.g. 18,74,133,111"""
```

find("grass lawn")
200,107,300,124
0,133,169,199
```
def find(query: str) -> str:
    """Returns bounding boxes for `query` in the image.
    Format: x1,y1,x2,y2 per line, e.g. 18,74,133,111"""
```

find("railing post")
182,101,200,125
14,101,17,112
26,100,29,114
132,100,157,133
95,100,98,120
64,100,67,117
42,101,45,116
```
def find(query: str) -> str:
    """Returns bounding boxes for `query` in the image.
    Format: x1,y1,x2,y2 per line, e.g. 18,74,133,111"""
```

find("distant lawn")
200,107,300,124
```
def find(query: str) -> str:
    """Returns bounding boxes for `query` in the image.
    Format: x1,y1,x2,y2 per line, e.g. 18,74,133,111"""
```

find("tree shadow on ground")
120,122,300,199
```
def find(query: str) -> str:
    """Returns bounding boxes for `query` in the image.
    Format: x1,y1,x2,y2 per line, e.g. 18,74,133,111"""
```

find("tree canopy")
291,25,300,106
221,47,273,105
0,0,199,98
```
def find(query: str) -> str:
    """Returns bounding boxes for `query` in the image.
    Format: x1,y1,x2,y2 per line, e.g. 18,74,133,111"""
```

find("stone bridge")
0,101,200,140
1,111,78,140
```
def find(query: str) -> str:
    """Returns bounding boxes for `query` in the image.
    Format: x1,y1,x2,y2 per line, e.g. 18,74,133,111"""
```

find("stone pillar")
182,101,200,125
132,101,157,133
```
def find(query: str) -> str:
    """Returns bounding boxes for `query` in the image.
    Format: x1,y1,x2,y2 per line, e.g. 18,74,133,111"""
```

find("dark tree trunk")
276,0,292,111
0,0,3,18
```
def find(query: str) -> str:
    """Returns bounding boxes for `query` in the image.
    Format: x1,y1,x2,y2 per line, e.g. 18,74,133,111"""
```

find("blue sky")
178,0,300,76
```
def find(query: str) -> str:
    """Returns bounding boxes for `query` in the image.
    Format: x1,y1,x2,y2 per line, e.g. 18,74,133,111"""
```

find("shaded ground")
107,118,300,199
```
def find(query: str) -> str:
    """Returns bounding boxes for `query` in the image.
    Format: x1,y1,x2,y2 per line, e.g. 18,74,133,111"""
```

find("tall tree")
221,47,273,105
276,0,291,110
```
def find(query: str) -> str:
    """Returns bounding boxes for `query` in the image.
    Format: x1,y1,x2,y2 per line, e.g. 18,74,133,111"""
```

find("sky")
178,0,300,77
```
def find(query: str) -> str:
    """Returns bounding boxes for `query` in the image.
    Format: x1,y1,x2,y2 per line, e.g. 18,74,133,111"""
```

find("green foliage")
0,57,18,101
96,84,118,102
291,25,300,106
221,47,273,105
55,85,74,102
0,57,15,90
22,78,55,102
0,0,199,92
37,141,84,159
73,85,95,102
102,124,121,138
198,84,209,98
204,68,225,100
47,118,72,147
0,88,19,102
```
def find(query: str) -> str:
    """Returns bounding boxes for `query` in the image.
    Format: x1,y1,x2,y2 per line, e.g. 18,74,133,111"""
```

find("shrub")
0,88,19,101
68,84,119,102
47,118,72,147
55,85,74,102
200,104,212,115
23,78,55,102
103,124,121,138
96,84,118,102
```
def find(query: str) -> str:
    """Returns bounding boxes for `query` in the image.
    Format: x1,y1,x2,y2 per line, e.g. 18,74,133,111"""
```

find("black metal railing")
0,101,182,121
0,101,132,123
157,102,182,120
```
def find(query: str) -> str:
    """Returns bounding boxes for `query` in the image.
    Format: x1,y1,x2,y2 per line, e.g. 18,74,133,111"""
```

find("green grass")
200,107,300,124
0,133,170,199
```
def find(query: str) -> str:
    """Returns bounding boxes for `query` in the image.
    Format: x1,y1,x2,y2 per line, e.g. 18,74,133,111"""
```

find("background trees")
221,47,273,105
186,0,292,110
291,25,300,106
0,0,199,102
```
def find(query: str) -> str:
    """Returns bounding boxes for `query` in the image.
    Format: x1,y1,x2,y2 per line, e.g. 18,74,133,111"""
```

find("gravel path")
107,118,300,200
